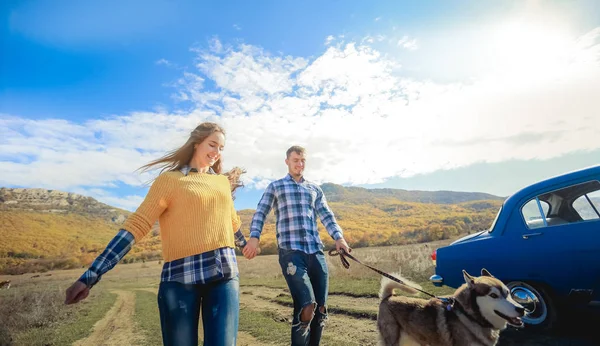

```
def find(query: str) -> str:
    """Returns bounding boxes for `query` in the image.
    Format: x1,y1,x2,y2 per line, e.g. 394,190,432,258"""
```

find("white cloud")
397,35,418,50
252,179,273,190
156,58,172,66
325,35,335,46
361,35,387,45
362,36,374,44
233,24,242,31
73,187,145,211
3,27,600,199
192,42,308,99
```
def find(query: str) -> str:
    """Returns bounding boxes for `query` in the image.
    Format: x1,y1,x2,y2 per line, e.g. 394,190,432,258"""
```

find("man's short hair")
286,145,306,158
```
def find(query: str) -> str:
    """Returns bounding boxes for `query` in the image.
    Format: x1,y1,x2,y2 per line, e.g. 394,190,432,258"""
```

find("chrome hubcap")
508,282,548,325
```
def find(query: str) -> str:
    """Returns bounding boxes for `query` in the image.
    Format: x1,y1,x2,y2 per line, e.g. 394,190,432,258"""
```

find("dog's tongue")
495,310,524,328
509,317,524,327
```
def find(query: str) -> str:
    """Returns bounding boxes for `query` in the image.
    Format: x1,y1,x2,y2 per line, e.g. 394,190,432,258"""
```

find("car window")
522,199,550,229
521,180,600,229
572,190,600,221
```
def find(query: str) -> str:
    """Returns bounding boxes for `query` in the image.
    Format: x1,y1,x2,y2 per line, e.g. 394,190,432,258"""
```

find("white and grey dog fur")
377,269,526,346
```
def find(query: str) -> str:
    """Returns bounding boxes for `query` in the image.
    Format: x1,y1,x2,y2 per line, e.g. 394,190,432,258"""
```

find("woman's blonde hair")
138,122,245,195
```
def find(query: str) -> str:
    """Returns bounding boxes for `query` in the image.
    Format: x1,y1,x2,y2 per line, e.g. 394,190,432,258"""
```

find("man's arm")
315,186,343,240
244,183,276,259
249,182,276,239
315,186,351,252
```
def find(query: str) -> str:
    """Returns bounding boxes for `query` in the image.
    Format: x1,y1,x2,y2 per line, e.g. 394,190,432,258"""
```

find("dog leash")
328,248,456,308
328,249,497,329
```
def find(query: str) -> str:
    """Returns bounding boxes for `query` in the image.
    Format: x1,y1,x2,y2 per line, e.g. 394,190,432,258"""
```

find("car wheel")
506,281,558,331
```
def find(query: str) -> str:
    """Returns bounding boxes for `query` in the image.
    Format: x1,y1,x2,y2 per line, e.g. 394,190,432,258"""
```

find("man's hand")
335,238,351,254
242,237,261,260
65,281,90,305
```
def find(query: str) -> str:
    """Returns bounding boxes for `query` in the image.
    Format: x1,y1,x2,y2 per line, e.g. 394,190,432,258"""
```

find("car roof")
503,164,600,212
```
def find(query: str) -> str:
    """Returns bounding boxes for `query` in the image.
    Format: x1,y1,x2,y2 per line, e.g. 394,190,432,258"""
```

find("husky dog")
377,269,525,346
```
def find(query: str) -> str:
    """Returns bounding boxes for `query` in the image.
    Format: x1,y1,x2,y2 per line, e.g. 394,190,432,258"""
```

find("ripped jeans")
278,249,329,346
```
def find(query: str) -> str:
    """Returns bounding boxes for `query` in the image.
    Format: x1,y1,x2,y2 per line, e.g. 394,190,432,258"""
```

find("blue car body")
431,165,600,321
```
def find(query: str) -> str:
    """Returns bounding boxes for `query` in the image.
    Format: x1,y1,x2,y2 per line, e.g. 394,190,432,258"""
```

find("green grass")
0,242,488,346
329,277,381,297
238,308,291,345
13,290,116,346
241,276,287,289
238,307,355,346
270,295,378,320
133,290,163,346
134,289,211,345
241,276,382,297
242,275,455,298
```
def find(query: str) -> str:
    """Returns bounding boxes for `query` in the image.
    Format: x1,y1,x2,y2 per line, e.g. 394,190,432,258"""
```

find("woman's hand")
65,281,90,305
242,238,261,260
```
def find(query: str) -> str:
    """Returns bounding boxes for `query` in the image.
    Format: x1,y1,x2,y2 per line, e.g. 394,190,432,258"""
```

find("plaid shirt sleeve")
78,229,135,288
249,182,276,239
234,228,247,248
315,186,344,241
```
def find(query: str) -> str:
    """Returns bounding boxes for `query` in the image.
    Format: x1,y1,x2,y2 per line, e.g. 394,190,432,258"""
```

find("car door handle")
523,232,543,239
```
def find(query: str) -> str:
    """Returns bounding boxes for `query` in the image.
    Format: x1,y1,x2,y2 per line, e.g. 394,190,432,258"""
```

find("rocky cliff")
0,188,128,223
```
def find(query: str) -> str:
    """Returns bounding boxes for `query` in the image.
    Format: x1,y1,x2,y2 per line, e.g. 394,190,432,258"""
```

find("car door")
512,181,600,303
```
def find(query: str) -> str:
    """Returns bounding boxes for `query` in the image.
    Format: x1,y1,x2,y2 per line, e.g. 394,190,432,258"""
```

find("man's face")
285,151,306,176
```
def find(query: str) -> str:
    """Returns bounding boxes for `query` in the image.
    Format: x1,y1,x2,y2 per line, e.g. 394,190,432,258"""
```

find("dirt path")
137,287,262,346
240,286,380,346
236,331,265,346
249,285,380,316
73,290,143,346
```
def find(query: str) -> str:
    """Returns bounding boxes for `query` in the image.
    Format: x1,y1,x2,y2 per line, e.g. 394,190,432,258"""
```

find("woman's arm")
121,173,174,242
65,230,135,304
77,230,135,288
65,173,173,304
234,228,247,248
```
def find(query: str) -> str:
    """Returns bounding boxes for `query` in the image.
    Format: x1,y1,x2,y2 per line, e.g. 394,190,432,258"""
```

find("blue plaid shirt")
249,174,343,254
78,166,247,287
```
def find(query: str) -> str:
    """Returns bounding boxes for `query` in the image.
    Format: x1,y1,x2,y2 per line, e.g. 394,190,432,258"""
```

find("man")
243,145,351,346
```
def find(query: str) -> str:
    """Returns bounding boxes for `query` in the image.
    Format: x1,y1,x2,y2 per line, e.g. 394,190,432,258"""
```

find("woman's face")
193,131,225,167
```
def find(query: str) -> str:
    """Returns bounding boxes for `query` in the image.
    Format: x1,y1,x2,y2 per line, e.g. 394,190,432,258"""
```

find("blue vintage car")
430,164,600,330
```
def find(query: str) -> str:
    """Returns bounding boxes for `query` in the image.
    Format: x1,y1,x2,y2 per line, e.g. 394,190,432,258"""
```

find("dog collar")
445,298,495,329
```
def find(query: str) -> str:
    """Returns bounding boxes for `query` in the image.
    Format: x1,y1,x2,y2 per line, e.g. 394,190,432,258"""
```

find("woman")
65,122,253,346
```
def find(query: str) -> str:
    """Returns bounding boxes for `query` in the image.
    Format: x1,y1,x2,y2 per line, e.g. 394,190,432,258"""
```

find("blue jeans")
157,277,239,346
278,249,329,346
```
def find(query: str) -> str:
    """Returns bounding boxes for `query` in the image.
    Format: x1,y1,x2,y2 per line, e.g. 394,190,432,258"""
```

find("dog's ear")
463,270,476,288
481,268,494,277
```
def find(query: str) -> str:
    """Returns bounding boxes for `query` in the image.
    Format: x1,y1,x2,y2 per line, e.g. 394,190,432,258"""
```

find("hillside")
238,199,502,254
0,188,162,274
321,183,504,204
0,187,129,222
0,186,503,274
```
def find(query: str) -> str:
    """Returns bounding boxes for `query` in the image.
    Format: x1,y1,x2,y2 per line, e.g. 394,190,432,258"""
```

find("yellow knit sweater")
122,171,242,262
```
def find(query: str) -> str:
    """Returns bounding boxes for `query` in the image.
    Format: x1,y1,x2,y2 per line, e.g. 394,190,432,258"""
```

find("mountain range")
0,186,503,274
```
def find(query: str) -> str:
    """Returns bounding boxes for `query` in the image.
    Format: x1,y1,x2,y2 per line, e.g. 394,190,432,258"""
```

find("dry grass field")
0,241,598,346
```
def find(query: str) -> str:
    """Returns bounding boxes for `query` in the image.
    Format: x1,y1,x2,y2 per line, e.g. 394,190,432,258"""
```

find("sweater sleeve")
231,201,242,234
122,173,174,242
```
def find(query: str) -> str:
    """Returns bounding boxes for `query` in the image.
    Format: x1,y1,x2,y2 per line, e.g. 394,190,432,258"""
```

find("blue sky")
2,0,600,211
